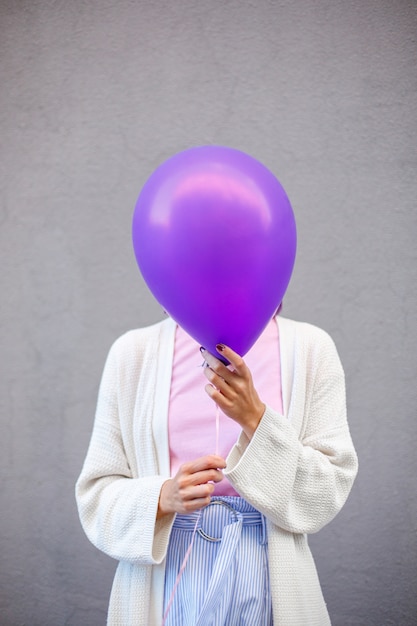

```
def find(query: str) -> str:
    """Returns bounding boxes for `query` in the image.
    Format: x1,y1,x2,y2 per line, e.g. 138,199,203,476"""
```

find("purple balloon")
132,146,296,359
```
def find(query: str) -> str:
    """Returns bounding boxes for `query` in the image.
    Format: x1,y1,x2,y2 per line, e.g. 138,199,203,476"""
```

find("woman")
76,313,358,625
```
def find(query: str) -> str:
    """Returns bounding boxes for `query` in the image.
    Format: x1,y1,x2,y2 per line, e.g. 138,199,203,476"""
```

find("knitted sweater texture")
76,316,358,625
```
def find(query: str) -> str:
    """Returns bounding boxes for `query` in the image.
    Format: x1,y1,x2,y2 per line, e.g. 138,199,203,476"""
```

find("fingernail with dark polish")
216,344,225,352
200,346,205,353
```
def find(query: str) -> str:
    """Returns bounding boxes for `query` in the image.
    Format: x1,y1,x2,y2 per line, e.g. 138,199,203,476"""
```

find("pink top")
168,318,283,495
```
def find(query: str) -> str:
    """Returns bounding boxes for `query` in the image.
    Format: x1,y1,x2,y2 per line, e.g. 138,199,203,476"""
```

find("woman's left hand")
201,344,266,440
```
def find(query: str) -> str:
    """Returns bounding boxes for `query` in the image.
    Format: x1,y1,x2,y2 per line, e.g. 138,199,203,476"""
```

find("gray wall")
1,1,416,624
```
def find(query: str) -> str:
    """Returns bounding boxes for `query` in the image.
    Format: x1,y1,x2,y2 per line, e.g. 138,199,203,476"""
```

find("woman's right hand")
157,454,226,518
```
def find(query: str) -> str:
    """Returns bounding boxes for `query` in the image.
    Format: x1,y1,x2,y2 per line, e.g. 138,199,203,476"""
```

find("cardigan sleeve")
75,340,175,565
224,327,358,534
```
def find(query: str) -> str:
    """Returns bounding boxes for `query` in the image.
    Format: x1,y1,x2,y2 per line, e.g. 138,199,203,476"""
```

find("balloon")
132,146,296,360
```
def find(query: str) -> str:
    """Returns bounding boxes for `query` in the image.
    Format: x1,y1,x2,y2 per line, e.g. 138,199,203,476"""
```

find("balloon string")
162,403,220,626
215,403,220,456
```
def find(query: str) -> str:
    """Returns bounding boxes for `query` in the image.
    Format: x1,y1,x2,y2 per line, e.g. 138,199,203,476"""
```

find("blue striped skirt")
163,496,273,626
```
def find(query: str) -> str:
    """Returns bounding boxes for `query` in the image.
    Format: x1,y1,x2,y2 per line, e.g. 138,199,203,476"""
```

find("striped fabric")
163,496,273,625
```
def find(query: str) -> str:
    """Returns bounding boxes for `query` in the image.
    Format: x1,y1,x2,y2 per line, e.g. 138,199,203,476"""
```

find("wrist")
242,403,265,440
157,479,172,519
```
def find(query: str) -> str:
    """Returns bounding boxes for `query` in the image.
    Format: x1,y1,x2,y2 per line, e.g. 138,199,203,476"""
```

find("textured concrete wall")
1,1,416,624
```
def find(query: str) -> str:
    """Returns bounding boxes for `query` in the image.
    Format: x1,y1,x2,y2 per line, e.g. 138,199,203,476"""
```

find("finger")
203,365,232,396
215,344,246,375
200,349,234,383
196,468,225,484
205,383,233,413
185,468,224,487
205,383,224,404
182,495,212,513
182,455,226,474
182,482,215,501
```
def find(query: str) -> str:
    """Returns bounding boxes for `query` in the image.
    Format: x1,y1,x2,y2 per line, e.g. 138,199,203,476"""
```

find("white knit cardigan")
76,316,358,626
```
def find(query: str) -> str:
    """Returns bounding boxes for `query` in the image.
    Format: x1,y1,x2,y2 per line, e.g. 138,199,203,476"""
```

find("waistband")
172,497,265,543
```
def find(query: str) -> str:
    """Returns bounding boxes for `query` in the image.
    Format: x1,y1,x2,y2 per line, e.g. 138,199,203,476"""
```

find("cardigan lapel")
152,317,177,477
275,316,295,422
